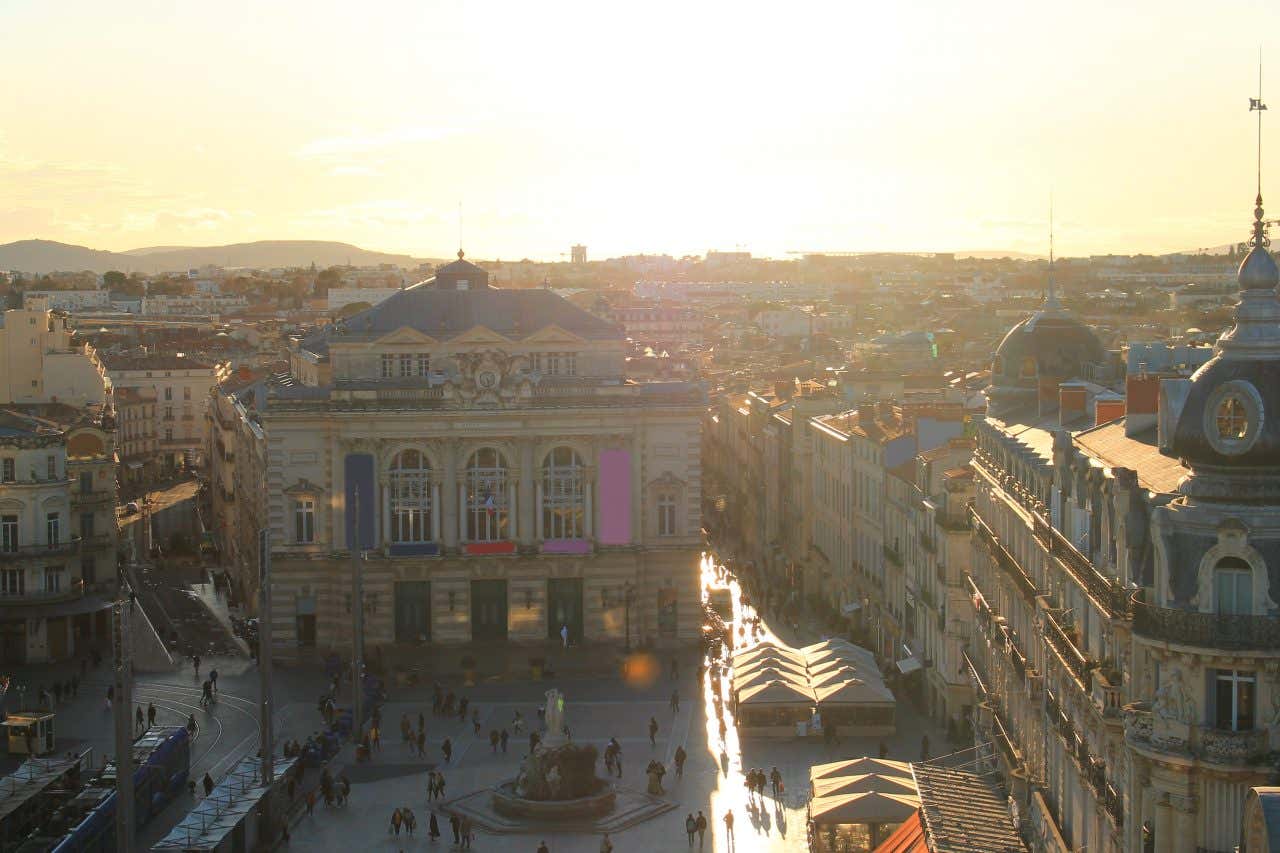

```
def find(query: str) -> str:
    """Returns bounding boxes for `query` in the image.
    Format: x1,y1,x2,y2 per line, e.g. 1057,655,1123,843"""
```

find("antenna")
458,200,464,256
1045,193,1059,308
1251,48,1267,199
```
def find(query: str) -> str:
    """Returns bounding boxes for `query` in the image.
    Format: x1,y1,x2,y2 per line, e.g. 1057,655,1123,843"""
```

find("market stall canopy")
809,790,921,825
812,773,920,800
811,757,913,782
734,641,805,667
802,639,878,669
733,665,810,692
735,653,810,678
736,678,816,706
809,665,866,689
815,677,896,706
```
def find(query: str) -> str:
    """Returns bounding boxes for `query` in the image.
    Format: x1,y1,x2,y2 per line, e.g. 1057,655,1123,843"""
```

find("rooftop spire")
1045,195,1059,309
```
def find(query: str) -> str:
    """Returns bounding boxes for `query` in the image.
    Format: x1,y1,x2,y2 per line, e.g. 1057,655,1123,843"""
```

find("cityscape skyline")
5,0,1280,261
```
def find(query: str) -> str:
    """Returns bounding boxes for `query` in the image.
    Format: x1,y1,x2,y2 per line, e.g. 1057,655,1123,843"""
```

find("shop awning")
896,657,922,675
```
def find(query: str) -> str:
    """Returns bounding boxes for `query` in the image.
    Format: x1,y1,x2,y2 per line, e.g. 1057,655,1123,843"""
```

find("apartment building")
102,353,225,471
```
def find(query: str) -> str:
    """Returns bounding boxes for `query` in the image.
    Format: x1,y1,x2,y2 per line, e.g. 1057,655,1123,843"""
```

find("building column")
381,483,392,546
1171,795,1197,853
584,479,594,539
629,434,643,544
430,483,441,542
519,442,536,546
535,480,544,539
458,484,467,544
508,480,519,541
442,440,459,549
1154,796,1173,853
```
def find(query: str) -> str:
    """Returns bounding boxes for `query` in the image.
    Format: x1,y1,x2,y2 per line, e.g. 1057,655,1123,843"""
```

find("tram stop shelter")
2,712,55,756
151,754,298,852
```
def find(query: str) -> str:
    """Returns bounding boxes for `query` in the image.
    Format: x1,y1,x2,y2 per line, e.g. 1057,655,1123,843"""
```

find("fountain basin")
491,780,616,821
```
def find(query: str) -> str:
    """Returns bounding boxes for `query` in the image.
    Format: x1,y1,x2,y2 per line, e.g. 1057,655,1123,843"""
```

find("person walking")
599,832,613,853
390,807,402,836
193,654,201,678
306,789,315,816
723,809,735,848
416,729,426,758
685,813,697,846
648,716,659,746
695,810,707,849
209,668,218,693
560,623,569,647
490,729,500,753
135,705,144,733
371,725,381,751
500,728,509,753
674,745,687,779
449,813,461,845
202,772,214,797
201,679,213,707
147,703,157,727
442,736,452,763
671,689,680,713
428,810,440,840
460,815,473,848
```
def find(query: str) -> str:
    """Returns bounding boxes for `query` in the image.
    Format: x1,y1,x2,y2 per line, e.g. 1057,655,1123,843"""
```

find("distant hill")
952,249,1046,260
0,239,425,274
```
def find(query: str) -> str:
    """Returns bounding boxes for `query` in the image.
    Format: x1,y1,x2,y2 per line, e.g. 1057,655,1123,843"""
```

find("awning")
896,657,922,675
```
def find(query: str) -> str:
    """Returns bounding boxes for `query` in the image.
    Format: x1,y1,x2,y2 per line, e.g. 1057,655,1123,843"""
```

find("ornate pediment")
451,325,512,346
284,478,324,496
373,326,439,347
441,349,533,409
648,470,687,490
522,324,586,344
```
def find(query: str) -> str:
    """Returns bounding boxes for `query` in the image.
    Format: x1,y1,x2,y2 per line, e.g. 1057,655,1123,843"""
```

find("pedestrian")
390,807,402,836
460,815,473,848
442,737,452,764
674,745,687,778
695,810,707,849
372,725,381,751
671,689,680,713
724,809,735,846
458,696,469,721
209,668,218,693
418,711,425,735
770,766,782,798
648,716,658,746
148,703,157,727
202,772,214,797
193,654,201,678
685,812,697,846
306,789,316,815
490,729,500,753
921,734,930,762
600,832,613,853
472,708,481,735
416,730,426,758
449,813,461,845
201,679,213,707
135,705,144,732
428,810,440,840
437,772,446,799
537,842,549,853
561,623,569,647
500,728,509,753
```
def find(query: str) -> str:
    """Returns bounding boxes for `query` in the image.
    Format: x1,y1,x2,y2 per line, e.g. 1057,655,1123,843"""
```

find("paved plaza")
285,554,948,852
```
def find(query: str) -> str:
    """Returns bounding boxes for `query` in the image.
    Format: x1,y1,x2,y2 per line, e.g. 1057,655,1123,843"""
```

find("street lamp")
623,581,635,654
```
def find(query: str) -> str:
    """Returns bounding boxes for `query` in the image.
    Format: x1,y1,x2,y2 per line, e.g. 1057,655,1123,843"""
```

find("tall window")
1214,557,1253,615
80,512,94,539
294,500,315,543
80,472,93,493
47,455,56,480
381,354,394,378
0,516,17,552
416,353,430,376
183,386,191,400
43,567,61,593
46,513,60,546
542,447,585,539
399,354,412,377
0,569,23,596
1215,669,1256,731
1,458,13,482
164,386,172,400
657,493,678,536
389,449,432,543
533,352,578,376
466,448,509,542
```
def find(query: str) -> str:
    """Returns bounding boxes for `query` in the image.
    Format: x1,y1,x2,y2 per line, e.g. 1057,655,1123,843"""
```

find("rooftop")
911,763,1025,853
100,353,215,371
1074,417,1186,494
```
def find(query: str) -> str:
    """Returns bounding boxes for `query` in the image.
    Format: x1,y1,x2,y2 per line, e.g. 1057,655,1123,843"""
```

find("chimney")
774,380,794,401
1095,395,1126,426
858,397,875,426
1125,373,1161,436
1059,382,1087,426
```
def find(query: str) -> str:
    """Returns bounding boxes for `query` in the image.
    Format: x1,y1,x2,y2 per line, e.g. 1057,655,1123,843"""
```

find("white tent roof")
736,678,816,706
812,773,919,800
808,790,920,825
810,757,913,782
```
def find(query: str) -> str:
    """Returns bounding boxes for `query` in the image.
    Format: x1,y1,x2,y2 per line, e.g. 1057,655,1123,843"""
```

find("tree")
315,267,342,297
103,270,127,289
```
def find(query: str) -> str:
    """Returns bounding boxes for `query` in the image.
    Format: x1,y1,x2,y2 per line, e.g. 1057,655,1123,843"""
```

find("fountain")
491,689,617,820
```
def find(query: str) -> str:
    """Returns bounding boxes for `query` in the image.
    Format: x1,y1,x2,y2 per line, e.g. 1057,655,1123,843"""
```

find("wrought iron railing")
1042,519,1131,618
1131,599,1280,650
971,507,1038,602
1042,608,1094,691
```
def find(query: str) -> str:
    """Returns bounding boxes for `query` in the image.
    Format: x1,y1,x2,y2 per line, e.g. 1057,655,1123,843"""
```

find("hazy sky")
3,0,1278,260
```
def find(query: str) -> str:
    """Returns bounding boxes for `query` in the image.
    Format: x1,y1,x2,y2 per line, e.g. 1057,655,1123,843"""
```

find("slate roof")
911,764,1025,853
1074,417,1186,494
302,278,622,355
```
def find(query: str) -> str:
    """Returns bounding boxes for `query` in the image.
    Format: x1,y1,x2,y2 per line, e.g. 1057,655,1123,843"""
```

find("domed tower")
1152,193,1280,613
985,234,1105,418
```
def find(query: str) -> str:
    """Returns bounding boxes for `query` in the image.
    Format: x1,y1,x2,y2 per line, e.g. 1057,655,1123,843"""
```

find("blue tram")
15,726,190,853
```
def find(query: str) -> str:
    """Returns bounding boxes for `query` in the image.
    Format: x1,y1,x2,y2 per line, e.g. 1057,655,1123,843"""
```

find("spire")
1044,195,1059,309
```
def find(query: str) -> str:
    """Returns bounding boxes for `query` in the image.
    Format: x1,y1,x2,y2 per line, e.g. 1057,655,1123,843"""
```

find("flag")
1251,97,1268,111
483,492,496,516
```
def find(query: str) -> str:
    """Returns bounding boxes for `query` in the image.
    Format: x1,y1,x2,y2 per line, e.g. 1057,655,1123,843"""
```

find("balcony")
919,532,936,553
971,507,1038,603
883,544,903,567
0,578,86,605
74,490,115,508
0,537,82,560
1131,598,1280,650
1042,607,1094,691
1124,705,1272,765
1041,518,1131,618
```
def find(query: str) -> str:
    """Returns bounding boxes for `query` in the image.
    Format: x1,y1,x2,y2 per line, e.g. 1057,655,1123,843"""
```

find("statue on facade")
1153,666,1195,724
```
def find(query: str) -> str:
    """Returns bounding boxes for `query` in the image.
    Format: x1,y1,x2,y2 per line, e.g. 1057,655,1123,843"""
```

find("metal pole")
624,583,632,654
351,487,364,740
112,601,134,852
258,528,274,785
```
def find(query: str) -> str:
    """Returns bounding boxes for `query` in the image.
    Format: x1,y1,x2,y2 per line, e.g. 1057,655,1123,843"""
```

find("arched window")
466,448,509,542
389,449,432,543
1213,556,1252,615
542,447,584,539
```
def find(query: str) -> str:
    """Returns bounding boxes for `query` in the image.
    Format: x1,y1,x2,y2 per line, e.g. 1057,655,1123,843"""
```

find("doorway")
471,580,508,642
395,581,431,644
547,578,583,644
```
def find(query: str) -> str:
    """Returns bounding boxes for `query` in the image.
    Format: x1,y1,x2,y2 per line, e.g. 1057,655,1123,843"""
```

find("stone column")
1171,795,1197,853
1154,796,1173,853
442,441,459,549
508,478,519,541
535,480,545,539
584,477,594,539
519,441,536,545
430,482,441,542
457,483,467,544
381,482,392,547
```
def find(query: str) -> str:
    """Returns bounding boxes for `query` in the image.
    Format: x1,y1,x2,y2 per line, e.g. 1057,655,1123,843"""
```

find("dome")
990,310,1105,388
1237,243,1279,290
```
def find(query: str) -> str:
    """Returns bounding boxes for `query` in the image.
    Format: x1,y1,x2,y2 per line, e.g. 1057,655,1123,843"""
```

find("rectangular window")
1215,567,1253,615
165,427,173,441
381,354,394,378
657,493,678,536
80,471,93,493
1216,669,1256,731
416,353,430,376
183,386,191,400
164,386,172,400
47,456,56,480
43,567,61,593
0,569,23,596
295,499,315,543
1,458,13,482
399,354,412,376
46,513,60,546
0,516,17,553
165,406,173,420
80,512,94,539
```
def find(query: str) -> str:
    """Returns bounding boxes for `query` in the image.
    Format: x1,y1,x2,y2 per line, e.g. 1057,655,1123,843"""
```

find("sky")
2,0,1278,260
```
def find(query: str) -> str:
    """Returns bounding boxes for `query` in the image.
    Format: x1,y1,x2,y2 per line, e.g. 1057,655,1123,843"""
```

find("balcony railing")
74,490,115,508
0,537,82,560
971,507,1038,603
919,532,936,553
883,545,903,567
1042,608,1094,691
1124,705,1272,765
0,578,86,604
1131,599,1280,650
1041,518,1131,618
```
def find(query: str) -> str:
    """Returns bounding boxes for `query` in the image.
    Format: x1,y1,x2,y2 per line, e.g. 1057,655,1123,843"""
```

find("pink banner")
598,449,632,545
542,539,592,554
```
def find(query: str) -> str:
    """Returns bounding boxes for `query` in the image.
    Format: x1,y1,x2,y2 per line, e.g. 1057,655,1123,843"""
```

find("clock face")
477,370,498,389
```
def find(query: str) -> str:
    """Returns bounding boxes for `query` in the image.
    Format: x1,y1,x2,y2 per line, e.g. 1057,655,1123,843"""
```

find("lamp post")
623,581,635,654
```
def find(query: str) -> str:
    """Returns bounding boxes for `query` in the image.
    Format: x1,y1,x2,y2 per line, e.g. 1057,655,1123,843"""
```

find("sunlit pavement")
284,550,946,852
